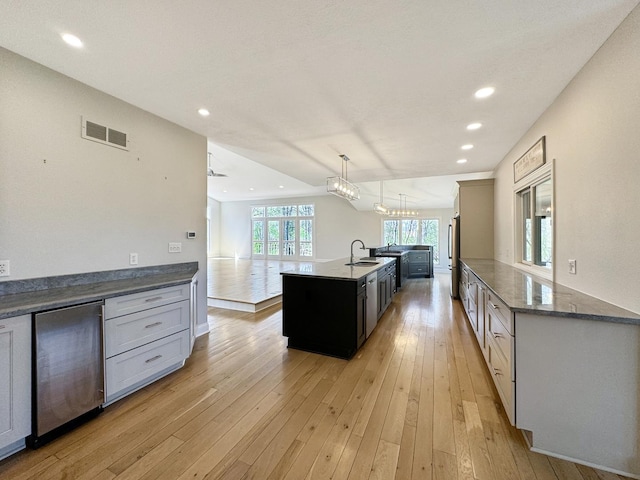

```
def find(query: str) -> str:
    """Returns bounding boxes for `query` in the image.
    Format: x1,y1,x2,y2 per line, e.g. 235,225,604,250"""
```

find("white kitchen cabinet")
0,315,31,460
104,284,191,404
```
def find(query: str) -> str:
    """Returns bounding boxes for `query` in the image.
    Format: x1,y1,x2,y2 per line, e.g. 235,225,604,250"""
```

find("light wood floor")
0,275,631,479
207,258,303,304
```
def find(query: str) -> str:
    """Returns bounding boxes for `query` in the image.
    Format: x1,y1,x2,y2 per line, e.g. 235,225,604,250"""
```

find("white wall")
220,194,382,260
493,6,640,314
219,196,454,264
207,196,221,257
0,48,209,327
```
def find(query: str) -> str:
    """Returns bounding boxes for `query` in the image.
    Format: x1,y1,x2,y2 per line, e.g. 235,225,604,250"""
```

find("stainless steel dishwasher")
365,271,378,338
28,301,105,447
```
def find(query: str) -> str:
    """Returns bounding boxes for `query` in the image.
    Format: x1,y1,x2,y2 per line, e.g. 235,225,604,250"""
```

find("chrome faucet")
350,239,366,264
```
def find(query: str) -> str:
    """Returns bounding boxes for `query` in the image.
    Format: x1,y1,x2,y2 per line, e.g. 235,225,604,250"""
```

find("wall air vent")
81,116,129,150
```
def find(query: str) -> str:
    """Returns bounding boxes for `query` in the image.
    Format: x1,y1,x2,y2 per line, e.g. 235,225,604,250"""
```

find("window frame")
251,203,315,260
382,217,441,264
513,160,554,280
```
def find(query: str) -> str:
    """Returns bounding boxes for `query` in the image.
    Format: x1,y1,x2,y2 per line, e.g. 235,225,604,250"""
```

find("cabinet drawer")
106,330,190,398
486,290,513,334
409,252,428,263
409,264,428,275
487,336,515,424
105,300,190,357
487,309,513,370
105,283,190,319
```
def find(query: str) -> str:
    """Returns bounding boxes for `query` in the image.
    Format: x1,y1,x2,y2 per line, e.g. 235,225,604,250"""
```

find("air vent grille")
81,117,129,150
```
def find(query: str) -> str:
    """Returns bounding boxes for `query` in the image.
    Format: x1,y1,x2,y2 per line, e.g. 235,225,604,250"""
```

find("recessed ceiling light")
461,144,474,150
249,187,254,191
61,33,83,48
197,108,210,117
466,122,482,130
278,185,284,189
457,159,468,164
223,189,227,193
474,87,495,99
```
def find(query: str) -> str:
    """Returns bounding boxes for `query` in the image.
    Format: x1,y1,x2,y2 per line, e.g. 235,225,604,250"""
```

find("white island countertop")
280,257,396,281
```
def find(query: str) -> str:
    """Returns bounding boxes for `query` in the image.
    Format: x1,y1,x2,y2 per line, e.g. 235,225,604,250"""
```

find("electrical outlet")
0,260,10,277
568,259,577,275
168,242,182,253
129,253,138,265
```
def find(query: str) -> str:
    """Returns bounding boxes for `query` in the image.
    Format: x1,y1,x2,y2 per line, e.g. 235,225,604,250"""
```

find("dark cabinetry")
282,275,367,359
377,262,396,319
408,250,432,278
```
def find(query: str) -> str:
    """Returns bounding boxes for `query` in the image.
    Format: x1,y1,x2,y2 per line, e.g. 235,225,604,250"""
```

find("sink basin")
345,261,379,266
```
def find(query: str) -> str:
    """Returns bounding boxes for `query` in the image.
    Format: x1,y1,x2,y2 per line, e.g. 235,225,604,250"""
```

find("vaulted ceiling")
2,1,637,209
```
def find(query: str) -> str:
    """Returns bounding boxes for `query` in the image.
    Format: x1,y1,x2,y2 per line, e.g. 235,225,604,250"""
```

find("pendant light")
373,181,390,214
388,193,419,218
327,154,360,200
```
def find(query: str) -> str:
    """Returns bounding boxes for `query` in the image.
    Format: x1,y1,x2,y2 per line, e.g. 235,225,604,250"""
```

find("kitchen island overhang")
280,257,396,359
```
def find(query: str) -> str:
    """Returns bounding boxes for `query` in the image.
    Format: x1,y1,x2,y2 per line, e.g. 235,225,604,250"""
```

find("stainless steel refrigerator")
448,215,460,298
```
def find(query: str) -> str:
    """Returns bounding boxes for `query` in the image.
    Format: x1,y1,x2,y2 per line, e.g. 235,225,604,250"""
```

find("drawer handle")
0,325,5,330
494,368,503,376
493,332,503,339
145,321,163,329
488,302,499,310
145,296,164,303
145,355,163,363
368,279,375,284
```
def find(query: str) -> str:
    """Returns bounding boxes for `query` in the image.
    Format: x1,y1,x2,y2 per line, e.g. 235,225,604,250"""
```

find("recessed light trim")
278,185,284,189
197,108,210,117
249,187,254,191
457,159,468,164
474,87,495,99
466,122,482,130
461,144,474,150
62,33,83,48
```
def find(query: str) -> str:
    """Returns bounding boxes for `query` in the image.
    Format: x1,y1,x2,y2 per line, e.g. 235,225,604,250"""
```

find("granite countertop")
280,257,396,281
461,259,640,325
0,262,198,320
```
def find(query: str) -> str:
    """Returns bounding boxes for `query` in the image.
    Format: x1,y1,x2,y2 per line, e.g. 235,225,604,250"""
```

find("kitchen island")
459,259,640,478
280,257,396,359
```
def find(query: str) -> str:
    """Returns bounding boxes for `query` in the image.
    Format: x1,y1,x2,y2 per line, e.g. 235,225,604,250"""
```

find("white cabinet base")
516,313,640,479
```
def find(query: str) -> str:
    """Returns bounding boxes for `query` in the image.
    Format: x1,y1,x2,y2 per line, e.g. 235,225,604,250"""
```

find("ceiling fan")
207,152,227,177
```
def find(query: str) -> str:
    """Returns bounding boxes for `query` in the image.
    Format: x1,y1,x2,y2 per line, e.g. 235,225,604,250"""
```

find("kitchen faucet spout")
350,239,366,264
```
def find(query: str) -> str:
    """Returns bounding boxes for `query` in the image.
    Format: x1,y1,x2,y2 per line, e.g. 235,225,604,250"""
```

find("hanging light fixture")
373,181,390,215
327,154,360,200
388,193,419,218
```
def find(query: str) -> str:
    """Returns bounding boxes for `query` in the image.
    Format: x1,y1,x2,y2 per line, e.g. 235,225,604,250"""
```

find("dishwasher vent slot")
81,116,129,150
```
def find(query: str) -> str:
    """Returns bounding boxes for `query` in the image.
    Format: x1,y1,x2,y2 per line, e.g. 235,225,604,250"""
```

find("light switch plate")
568,259,576,274
129,253,138,265
169,242,182,253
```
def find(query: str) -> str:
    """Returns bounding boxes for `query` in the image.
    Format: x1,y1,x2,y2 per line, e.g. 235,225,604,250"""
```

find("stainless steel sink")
345,261,379,266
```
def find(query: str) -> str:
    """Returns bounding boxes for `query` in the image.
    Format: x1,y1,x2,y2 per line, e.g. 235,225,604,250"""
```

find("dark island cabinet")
282,275,366,359
408,250,432,278
377,262,396,319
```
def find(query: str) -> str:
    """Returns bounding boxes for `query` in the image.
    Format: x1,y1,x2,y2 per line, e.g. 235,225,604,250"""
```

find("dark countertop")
0,262,198,320
461,259,640,325
280,257,396,281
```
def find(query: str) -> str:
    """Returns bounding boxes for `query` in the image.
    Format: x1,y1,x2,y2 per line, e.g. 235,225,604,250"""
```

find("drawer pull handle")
488,302,499,310
145,296,163,303
145,355,163,363
494,368,503,376
145,322,163,329
493,332,503,339
0,325,5,330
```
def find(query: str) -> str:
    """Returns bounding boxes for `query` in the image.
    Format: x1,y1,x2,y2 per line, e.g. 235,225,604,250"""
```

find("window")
252,204,314,259
382,218,440,263
515,165,553,276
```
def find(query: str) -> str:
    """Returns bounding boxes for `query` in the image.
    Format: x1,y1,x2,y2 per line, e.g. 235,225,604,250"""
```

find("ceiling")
2,1,638,210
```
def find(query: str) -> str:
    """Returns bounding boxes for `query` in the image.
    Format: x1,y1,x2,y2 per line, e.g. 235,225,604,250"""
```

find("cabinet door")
0,315,31,450
356,291,366,348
